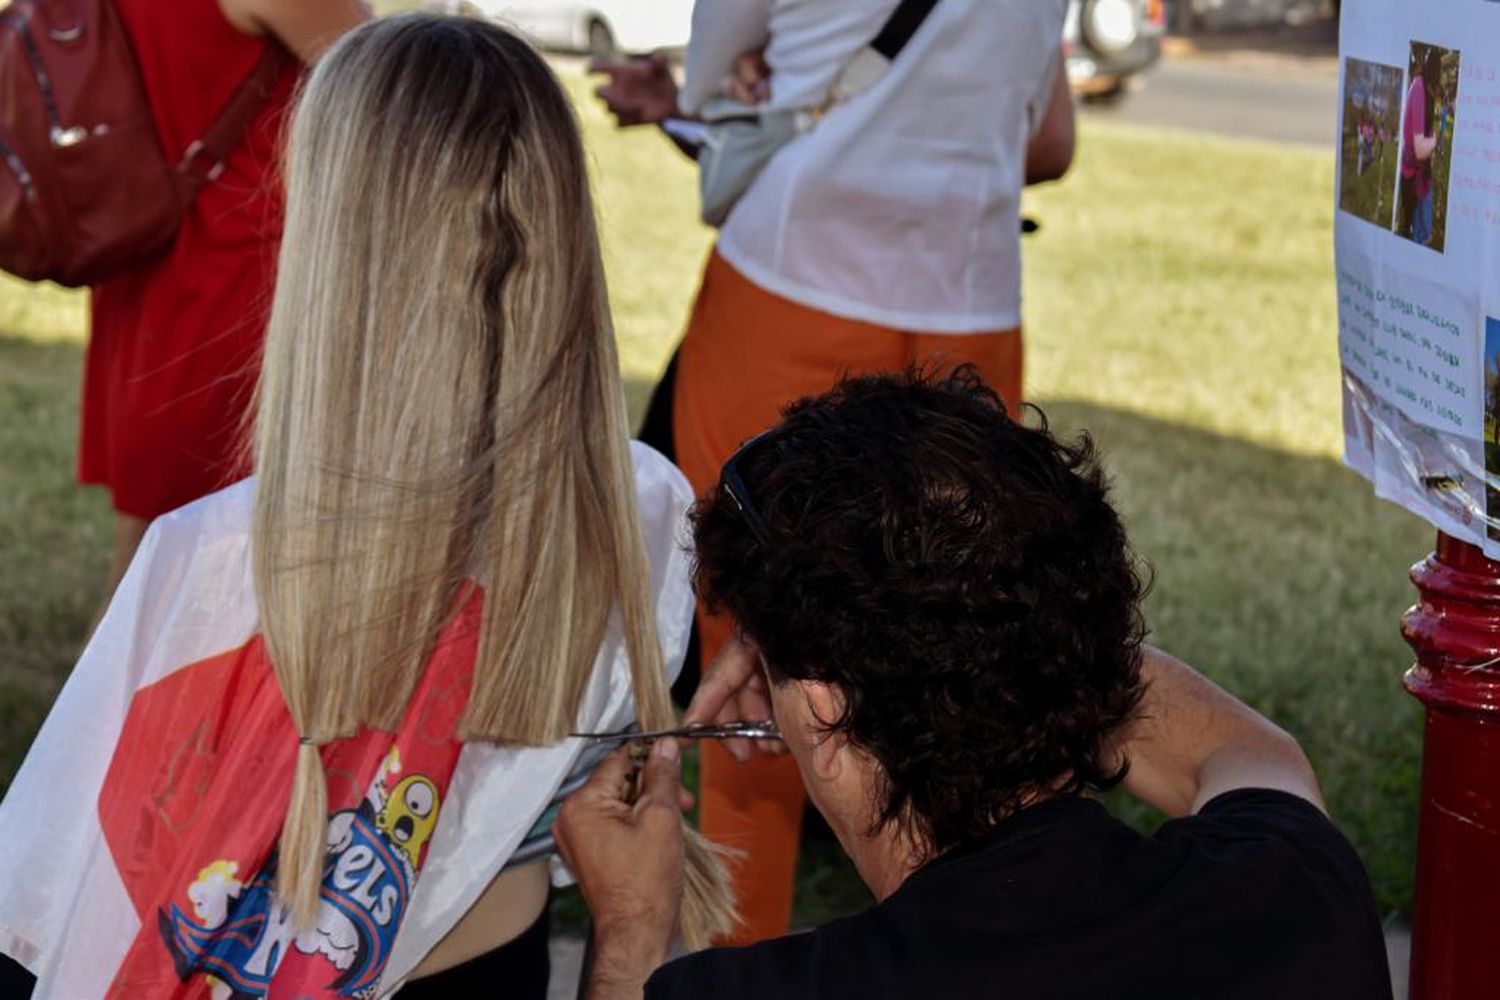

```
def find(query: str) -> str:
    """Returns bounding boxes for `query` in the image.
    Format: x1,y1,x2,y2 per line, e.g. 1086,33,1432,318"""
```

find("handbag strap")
176,38,293,196
871,0,940,60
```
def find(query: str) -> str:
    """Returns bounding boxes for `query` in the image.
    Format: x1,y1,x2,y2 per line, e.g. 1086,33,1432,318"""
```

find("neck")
846,786,1072,900
845,824,927,902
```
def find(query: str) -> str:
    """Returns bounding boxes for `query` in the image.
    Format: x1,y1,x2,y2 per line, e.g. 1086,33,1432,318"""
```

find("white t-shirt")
681,0,1067,333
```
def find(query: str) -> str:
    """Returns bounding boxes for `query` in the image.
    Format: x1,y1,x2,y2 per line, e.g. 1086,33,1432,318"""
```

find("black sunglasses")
718,428,782,548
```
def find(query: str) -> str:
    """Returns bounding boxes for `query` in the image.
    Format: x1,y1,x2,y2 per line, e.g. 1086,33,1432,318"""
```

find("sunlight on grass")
0,274,86,344
561,71,715,389
1024,123,1345,459
0,73,1428,918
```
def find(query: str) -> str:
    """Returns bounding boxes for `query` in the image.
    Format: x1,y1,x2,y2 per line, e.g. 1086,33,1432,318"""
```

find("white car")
1065,0,1163,100
462,1,694,56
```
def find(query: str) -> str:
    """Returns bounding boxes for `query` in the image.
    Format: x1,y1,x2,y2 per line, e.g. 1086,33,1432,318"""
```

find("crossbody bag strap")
176,38,293,197
870,0,940,59
829,0,941,106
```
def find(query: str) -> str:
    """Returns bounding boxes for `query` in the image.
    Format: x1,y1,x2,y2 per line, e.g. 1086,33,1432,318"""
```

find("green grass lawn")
0,75,1430,926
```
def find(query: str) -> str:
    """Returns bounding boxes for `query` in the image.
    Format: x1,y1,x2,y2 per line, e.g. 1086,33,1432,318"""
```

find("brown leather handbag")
0,0,289,288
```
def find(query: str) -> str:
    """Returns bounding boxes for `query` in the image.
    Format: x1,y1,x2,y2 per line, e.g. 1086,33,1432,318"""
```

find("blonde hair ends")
278,744,328,929
253,15,732,942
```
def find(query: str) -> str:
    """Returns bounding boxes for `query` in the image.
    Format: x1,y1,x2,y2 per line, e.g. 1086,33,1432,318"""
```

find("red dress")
82,0,298,519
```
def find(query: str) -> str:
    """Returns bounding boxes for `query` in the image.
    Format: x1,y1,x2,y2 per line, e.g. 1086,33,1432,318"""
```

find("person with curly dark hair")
554,368,1393,999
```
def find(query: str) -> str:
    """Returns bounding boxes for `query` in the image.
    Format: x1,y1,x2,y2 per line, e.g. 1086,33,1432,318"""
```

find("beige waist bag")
695,0,940,228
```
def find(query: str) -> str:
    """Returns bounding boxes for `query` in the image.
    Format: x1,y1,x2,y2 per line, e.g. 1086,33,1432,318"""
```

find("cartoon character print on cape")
158,751,440,999
99,593,484,999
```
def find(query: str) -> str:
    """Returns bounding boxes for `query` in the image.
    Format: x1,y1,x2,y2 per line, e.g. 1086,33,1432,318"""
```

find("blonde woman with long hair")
0,15,730,999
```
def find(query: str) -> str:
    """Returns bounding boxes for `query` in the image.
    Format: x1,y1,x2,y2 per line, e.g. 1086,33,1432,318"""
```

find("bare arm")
218,0,370,63
1414,129,1438,161
1110,647,1324,818
1025,56,1075,186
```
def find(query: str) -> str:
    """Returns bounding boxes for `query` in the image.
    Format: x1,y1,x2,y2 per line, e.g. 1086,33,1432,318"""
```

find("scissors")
570,720,782,744
573,721,784,805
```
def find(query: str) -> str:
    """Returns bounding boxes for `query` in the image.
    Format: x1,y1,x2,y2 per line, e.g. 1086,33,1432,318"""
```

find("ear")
800,680,848,780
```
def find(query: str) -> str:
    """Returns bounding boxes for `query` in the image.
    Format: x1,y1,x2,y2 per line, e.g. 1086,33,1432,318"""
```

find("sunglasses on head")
717,427,783,549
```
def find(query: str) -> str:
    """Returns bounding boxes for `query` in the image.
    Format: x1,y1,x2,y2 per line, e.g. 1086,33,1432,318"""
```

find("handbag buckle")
831,47,891,104
179,140,225,182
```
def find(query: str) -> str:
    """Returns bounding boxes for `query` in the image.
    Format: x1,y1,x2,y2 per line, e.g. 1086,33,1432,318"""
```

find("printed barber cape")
0,442,694,999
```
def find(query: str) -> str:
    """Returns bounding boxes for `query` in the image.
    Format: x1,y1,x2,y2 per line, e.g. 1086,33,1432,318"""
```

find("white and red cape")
0,443,694,999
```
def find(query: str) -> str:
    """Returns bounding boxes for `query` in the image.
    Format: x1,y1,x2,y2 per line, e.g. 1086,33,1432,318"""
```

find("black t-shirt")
647,790,1392,999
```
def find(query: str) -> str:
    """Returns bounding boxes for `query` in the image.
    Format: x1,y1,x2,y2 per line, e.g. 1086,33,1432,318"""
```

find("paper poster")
1337,0,1500,554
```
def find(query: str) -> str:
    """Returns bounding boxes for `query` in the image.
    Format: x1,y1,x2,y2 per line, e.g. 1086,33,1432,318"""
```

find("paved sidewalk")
1083,56,1337,147
548,937,585,1000
1162,23,1339,80
1386,928,1411,1000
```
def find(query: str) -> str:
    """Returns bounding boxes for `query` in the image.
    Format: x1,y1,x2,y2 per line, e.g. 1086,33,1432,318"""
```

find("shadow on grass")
0,358,1428,925
1041,398,1427,924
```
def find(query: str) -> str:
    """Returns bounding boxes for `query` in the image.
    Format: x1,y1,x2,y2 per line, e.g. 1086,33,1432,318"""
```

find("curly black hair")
691,366,1148,858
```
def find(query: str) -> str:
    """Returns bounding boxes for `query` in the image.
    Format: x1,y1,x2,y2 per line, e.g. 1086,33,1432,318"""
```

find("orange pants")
672,251,1021,945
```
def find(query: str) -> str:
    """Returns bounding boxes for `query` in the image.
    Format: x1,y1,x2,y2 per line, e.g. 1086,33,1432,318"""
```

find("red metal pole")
1401,532,1500,999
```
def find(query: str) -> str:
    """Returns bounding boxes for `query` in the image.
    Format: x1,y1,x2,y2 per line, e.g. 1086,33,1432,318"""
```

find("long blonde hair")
253,14,732,944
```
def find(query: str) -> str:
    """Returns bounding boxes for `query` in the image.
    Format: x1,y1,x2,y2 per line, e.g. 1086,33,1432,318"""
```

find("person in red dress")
85,0,367,596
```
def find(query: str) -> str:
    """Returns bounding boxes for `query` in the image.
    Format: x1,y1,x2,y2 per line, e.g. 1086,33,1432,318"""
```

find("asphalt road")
1081,57,1339,149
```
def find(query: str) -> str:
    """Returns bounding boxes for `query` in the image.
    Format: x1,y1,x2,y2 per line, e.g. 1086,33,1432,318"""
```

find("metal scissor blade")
569,720,782,744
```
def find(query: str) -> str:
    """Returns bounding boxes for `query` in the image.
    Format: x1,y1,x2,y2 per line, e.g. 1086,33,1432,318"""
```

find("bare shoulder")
215,0,370,62
215,0,262,37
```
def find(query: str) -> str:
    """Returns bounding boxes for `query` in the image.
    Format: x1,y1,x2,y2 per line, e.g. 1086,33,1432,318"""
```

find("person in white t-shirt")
593,0,1071,946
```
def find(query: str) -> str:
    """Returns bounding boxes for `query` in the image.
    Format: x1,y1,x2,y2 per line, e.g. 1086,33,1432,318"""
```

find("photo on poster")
1395,41,1460,253
1338,58,1403,228
1484,317,1500,541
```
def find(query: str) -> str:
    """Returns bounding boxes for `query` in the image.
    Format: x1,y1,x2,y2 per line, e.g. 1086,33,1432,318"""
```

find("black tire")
586,18,616,58
1080,77,1129,105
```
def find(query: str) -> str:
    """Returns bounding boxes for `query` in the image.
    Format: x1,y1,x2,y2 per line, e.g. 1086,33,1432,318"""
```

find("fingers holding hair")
635,737,685,816
686,634,783,761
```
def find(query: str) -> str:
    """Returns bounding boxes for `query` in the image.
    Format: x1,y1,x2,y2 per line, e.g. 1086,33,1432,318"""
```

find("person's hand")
726,49,771,105
589,53,679,127
555,739,687,994
684,633,784,761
